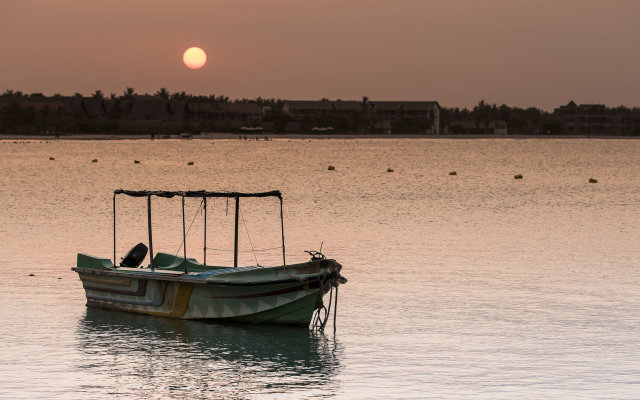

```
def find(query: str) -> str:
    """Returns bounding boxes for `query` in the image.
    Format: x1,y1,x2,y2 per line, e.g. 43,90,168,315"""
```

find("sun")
183,47,207,69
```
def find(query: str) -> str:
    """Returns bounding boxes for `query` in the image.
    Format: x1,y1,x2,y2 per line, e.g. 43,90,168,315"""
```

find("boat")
72,190,346,328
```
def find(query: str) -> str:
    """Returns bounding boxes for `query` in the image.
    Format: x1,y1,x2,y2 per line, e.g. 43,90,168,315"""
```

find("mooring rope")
311,268,347,333
312,285,333,332
310,274,334,332
333,286,339,334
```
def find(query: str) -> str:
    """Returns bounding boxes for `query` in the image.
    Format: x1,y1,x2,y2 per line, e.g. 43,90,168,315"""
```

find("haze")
1,0,639,110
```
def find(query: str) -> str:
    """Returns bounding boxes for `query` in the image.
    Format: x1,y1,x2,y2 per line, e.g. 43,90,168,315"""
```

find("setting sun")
182,47,207,69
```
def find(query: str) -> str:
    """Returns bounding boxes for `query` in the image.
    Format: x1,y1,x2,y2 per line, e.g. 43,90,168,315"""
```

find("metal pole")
203,197,207,266
182,196,187,273
147,195,154,271
113,193,116,267
280,197,286,265
234,196,239,268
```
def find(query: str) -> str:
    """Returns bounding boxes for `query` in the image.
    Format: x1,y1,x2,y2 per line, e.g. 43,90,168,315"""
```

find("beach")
2,132,638,141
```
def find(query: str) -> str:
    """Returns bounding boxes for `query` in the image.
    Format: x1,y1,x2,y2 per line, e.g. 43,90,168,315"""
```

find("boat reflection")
76,308,343,397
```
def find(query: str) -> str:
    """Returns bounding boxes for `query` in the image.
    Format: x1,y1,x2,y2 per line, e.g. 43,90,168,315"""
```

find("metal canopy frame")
112,190,285,272
114,189,282,199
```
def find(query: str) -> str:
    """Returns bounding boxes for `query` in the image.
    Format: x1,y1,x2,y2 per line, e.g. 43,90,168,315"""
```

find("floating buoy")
92,159,98,163
328,165,335,171
387,168,394,173
514,174,523,179
187,161,194,165
49,157,55,160
28,273,35,277
589,178,598,183
449,171,457,176
134,160,141,164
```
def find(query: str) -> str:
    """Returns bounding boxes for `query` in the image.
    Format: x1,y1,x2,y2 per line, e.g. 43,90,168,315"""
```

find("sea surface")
0,137,639,399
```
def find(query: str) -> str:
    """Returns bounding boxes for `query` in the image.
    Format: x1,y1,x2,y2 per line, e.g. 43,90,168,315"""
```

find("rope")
206,246,282,253
175,198,204,256
239,208,259,266
311,268,347,333
204,198,216,256
312,285,333,332
333,286,339,334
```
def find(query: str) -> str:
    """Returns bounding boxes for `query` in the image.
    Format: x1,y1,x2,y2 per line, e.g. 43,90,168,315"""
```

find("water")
1,138,639,399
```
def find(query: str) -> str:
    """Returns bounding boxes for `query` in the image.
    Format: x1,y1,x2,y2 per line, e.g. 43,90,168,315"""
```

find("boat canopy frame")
112,190,286,272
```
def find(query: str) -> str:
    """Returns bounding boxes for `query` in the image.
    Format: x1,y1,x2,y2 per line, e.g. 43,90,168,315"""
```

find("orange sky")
1,0,639,110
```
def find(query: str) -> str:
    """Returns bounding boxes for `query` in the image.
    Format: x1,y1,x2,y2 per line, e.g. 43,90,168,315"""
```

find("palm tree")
155,88,169,99
361,96,371,133
172,91,187,101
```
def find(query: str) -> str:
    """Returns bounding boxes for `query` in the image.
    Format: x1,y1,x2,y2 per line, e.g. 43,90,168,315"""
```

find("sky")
1,0,639,110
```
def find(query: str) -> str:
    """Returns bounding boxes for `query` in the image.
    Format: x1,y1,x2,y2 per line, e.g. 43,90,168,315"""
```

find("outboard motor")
120,243,148,268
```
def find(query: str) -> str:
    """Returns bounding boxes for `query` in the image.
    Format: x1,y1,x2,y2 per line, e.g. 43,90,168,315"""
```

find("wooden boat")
72,190,346,328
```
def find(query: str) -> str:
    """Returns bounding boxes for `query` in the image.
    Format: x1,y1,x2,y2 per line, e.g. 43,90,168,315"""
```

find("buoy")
449,171,457,176
28,273,35,277
387,168,394,173
514,174,523,179
92,159,98,163
134,160,140,164
328,165,335,171
49,157,55,160
187,161,194,165
589,178,598,183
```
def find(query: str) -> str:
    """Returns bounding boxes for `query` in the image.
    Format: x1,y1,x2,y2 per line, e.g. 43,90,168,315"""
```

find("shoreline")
1,132,639,141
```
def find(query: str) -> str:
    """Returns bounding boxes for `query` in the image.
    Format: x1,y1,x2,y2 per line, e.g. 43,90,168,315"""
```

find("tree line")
1,89,639,135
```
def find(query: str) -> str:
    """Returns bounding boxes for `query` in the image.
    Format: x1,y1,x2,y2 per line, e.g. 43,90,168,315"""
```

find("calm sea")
0,138,639,399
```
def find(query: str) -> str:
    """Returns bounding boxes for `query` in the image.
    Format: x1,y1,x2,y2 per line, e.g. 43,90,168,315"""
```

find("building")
282,100,334,116
553,101,640,135
282,99,440,134
227,103,263,122
189,102,263,123
116,96,171,121
368,101,440,134
445,120,508,135
332,100,362,115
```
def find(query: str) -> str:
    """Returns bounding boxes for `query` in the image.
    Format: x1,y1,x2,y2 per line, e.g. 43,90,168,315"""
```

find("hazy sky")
1,0,639,110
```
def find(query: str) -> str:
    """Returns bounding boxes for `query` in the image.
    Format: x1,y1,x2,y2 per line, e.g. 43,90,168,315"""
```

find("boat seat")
77,253,114,270
152,252,227,272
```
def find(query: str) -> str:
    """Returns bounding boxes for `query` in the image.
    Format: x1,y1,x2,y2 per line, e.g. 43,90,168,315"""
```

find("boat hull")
74,260,340,327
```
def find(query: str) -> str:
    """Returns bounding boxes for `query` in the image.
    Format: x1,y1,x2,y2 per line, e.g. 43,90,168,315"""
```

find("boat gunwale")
72,259,339,287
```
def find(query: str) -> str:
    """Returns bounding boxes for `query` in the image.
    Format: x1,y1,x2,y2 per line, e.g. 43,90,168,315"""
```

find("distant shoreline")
1,132,639,141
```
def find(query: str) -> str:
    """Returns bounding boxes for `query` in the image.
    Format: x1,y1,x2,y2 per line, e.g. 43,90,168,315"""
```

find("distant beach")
1,132,638,141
